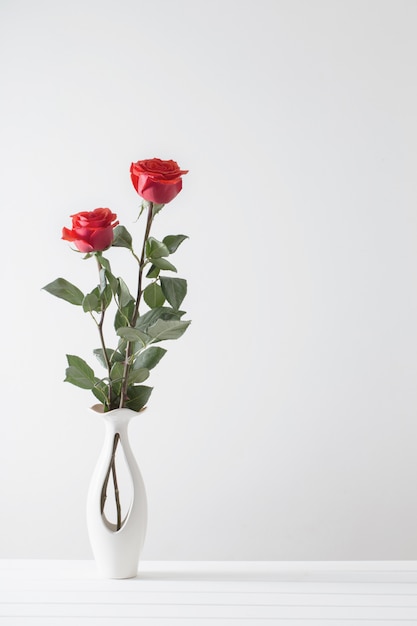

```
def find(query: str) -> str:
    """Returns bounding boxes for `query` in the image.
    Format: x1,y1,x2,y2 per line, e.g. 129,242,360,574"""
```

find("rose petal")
89,225,116,251
73,239,95,253
62,227,76,242
138,177,183,204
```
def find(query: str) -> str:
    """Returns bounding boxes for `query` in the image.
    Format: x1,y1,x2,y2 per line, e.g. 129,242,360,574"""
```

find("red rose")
62,208,119,253
130,158,188,204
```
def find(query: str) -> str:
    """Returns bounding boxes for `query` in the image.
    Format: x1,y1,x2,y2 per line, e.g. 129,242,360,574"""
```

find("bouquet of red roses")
43,158,190,412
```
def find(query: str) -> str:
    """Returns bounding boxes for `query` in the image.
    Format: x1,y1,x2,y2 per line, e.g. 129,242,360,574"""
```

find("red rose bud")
62,208,119,252
130,158,188,204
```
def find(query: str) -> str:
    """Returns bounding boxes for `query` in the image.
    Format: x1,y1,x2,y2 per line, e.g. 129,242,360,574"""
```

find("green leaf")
124,341,142,364
116,338,127,360
150,257,177,272
96,254,111,272
145,237,170,259
135,307,185,333
92,380,109,405
117,278,134,307
163,234,188,254
143,282,165,308
117,326,150,346
94,348,125,368
114,300,135,330
105,268,119,295
128,367,149,385
101,284,113,309
65,355,96,389
42,278,84,306
82,288,101,313
160,277,187,310
109,362,125,395
146,264,160,279
82,284,112,313
147,319,191,342
133,346,167,370
110,361,125,381
126,385,153,411
112,225,133,249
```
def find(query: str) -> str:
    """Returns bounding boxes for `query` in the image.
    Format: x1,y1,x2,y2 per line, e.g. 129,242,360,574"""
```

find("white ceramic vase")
86,405,147,579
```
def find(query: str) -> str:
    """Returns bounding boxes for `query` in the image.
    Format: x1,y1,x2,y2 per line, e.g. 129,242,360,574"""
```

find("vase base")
95,564,139,579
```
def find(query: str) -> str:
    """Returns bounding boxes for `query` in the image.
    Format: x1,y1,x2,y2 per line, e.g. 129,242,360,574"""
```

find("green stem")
132,202,154,326
95,254,113,409
93,261,122,530
119,203,154,408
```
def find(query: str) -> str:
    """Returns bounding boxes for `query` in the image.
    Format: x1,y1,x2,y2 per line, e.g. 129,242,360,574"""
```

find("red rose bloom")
130,158,188,204
62,208,119,253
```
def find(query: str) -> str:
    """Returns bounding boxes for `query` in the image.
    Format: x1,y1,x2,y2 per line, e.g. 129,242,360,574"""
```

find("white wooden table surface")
0,560,416,625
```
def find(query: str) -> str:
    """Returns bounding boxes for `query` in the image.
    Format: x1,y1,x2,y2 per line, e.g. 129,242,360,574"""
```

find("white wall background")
0,0,416,561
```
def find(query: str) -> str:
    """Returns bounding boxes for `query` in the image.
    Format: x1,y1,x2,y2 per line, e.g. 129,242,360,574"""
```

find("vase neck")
90,405,141,432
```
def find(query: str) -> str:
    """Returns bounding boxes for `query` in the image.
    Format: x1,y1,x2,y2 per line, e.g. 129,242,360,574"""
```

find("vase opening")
100,433,134,532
